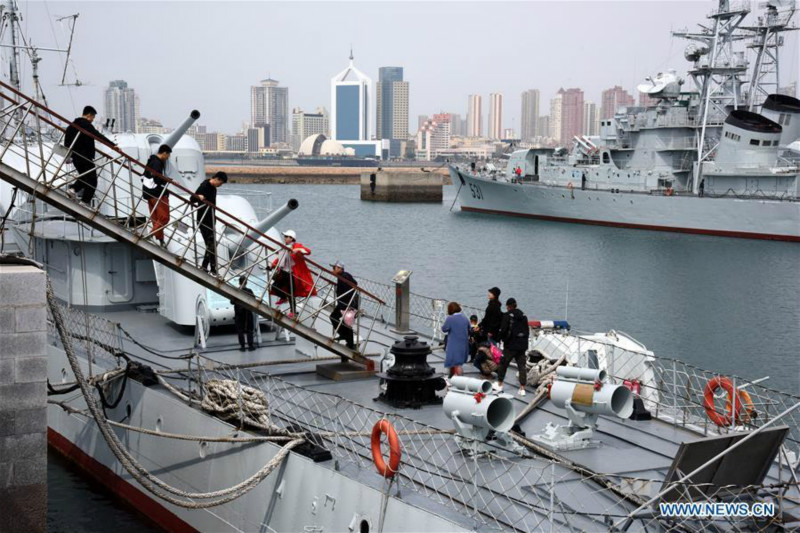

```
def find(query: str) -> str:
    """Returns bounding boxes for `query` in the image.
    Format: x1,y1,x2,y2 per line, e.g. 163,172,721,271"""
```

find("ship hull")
450,167,800,242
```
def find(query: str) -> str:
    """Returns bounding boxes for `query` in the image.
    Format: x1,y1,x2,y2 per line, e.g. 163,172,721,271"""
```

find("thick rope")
48,280,302,508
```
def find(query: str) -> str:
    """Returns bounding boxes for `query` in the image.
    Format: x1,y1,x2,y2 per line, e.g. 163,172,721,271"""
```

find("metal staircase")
0,81,384,368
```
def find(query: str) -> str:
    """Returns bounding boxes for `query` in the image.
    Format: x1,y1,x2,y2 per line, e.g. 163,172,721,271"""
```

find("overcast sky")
14,1,800,134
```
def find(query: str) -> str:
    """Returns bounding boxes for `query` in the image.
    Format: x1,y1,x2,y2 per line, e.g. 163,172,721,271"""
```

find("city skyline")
24,2,799,136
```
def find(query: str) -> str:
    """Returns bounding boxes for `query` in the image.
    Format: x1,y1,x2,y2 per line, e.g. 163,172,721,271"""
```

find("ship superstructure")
449,0,800,241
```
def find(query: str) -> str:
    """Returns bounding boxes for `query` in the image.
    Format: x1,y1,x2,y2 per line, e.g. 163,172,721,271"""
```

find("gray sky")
16,1,800,134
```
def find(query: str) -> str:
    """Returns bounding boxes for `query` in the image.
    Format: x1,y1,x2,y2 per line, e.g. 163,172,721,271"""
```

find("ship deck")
79,304,798,532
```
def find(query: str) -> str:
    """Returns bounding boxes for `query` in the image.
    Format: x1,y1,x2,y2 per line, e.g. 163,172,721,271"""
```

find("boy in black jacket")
494,298,530,396
142,144,172,246
479,286,503,342
64,105,116,204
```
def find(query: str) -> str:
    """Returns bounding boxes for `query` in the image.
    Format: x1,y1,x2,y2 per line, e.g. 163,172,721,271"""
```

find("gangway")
0,81,384,368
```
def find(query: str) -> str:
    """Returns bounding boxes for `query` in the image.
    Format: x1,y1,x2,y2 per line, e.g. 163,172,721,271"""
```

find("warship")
1,1,800,532
449,0,800,241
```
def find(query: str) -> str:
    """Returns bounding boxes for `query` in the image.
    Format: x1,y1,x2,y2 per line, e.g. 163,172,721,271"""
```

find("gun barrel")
162,110,201,149
237,199,299,255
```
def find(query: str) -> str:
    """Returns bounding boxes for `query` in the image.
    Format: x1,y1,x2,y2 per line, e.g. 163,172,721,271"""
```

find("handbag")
490,344,503,364
343,309,356,327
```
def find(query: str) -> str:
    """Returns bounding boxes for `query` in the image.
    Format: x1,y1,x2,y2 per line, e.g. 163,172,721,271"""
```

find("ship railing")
353,276,482,342
0,80,387,364
167,352,800,533
529,329,800,467
46,300,124,371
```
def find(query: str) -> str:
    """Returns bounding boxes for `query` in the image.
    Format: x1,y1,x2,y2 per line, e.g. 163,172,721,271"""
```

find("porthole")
61,368,68,383
156,416,163,432
199,441,208,459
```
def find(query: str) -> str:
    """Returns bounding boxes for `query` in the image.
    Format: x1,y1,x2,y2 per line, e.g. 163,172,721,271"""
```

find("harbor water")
48,181,800,530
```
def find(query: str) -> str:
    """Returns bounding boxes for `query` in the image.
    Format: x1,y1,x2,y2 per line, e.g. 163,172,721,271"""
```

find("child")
468,314,485,362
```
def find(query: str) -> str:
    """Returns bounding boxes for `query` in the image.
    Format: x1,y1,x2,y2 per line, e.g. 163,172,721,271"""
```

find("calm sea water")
49,182,800,531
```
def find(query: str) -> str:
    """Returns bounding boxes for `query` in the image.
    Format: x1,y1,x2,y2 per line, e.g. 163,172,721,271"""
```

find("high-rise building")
290,107,329,151
521,89,540,142
431,113,452,152
331,50,381,157
250,77,289,145
583,101,598,136
601,86,635,119
417,115,429,131
331,51,371,141
136,118,166,135
537,115,550,139
450,113,464,137
488,93,503,140
503,128,515,139
104,80,139,133
560,88,584,145
466,94,482,137
376,67,409,157
550,91,563,144
225,134,247,152
247,127,266,153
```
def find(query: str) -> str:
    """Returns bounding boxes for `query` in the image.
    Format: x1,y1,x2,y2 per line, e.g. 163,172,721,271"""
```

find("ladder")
0,81,384,368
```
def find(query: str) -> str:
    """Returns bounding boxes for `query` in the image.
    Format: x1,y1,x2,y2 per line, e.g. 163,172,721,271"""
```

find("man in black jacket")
64,106,116,204
494,298,530,396
329,261,359,351
142,144,172,246
231,275,256,351
193,171,228,274
479,286,503,342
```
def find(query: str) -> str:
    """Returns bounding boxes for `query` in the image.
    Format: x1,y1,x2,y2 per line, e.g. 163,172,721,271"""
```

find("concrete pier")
0,264,47,533
360,169,444,202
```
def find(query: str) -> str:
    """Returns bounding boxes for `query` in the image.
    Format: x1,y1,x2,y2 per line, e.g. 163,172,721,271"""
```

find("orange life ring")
703,377,742,427
371,419,401,478
725,389,756,424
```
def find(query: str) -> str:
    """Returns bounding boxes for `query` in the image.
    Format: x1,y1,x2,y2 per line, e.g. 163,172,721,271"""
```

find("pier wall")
0,264,47,533
360,170,444,202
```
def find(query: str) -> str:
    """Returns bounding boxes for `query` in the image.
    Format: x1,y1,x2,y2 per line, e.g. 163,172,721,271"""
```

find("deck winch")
531,366,634,451
376,335,446,408
443,377,522,455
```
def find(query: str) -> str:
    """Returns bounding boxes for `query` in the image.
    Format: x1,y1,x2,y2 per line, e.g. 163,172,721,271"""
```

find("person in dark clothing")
193,171,228,274
329,261,359,351
479,287,503,343
494,298,530,396
468,314,485,362
142,144,172,246
64,105,116,204
231,275,256,351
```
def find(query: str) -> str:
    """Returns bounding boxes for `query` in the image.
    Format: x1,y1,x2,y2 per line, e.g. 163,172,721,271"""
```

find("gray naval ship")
450,0,800,242
1,2,800,532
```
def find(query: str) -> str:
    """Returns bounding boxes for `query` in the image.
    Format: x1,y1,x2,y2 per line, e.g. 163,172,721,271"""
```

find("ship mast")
742,1,798,111
674,0,750,194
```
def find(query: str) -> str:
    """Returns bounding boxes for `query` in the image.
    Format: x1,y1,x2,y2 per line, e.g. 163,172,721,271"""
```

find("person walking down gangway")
64,105,117,205
142,144,172,247
193,171,227,274
231,275,257,351
479,287,503,344
441,302,470,380
493,298,530,396
330,261,359,352
268,230,317,318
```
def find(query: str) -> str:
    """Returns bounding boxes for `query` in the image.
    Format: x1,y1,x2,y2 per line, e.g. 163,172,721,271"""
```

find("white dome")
320,139,346,156
298,134,327,156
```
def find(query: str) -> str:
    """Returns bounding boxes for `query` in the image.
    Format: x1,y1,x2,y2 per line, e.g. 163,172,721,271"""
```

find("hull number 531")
469,183,483,200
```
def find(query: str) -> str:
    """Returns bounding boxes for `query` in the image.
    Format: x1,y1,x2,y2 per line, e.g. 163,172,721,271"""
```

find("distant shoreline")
206,165,452,185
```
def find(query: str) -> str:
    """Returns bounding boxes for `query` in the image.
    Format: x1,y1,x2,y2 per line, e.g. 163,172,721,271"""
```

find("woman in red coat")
269,230,317,316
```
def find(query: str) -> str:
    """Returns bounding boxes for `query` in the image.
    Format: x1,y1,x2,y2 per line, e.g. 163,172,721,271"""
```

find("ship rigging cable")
47,279,305,509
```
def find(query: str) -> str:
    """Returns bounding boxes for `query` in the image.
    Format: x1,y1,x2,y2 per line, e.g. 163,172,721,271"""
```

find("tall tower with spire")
330,49,372,142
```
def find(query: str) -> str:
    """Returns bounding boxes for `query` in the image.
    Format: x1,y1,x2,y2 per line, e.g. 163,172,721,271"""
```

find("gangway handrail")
0,83,385,366
0,80,383,305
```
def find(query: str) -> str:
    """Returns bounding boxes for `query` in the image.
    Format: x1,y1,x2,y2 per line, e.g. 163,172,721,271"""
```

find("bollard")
392,270,412,334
